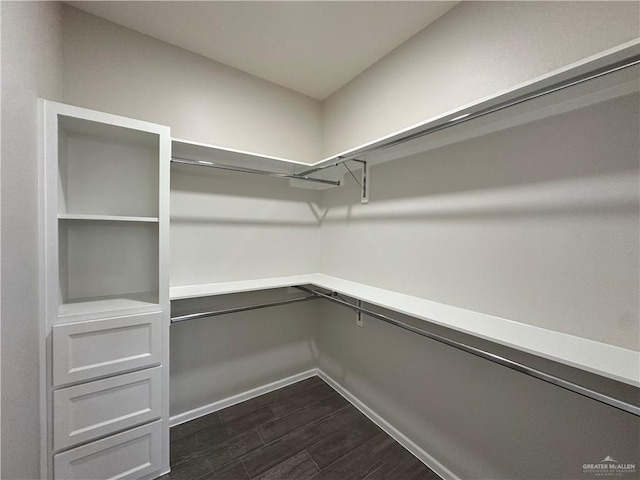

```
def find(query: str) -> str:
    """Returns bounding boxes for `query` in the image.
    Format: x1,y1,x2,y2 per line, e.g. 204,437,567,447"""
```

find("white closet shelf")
170,275,321,299
170,274,639,387
59,291,160,318
58,214,159,223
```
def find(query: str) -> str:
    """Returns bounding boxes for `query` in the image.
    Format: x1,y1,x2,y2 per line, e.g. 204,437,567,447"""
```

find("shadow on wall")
322,168,638,223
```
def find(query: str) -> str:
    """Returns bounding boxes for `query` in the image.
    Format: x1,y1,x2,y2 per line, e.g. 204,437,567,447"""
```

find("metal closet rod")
295,286,640,417
170,294,319,323
171,157,341,186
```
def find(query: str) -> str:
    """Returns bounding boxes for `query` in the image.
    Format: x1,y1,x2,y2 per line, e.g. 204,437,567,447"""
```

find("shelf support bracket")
352,159,369,204
356,299,363,326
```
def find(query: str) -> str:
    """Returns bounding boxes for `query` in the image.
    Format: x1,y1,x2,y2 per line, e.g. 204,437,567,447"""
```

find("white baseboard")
169,368,456,480
316,369,460,480
169,369,318,427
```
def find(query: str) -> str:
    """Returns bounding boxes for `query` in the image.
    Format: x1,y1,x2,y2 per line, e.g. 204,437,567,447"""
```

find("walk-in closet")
2,2,639,480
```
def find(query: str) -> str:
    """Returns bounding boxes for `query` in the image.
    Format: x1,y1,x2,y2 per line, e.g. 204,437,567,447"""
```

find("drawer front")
54,420,162,480
53,367,162,451
53,311,163,386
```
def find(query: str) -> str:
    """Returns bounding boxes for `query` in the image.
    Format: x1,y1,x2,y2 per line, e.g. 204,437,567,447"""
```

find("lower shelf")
169,274,640,388
59,291,159,318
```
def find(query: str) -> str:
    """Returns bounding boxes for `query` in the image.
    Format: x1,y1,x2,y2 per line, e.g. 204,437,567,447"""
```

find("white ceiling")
65,1,459,100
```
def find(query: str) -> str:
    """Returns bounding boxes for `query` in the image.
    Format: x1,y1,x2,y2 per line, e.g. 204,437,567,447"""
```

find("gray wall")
323,1,640,157
1,1,64,478
61,5,322,163
316,302,639,480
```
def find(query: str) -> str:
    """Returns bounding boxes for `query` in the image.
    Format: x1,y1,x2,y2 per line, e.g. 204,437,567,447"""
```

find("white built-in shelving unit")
40,100,170,480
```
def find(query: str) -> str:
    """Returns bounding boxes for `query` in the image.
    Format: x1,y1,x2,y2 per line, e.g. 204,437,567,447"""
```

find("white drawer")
54,420,163,480
53,367,162,451
53,311,163,386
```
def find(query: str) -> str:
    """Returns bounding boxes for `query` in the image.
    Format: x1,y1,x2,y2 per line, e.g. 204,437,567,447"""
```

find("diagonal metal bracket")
294,156,369,204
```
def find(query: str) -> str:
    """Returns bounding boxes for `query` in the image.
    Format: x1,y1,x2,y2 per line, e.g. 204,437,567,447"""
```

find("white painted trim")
316,369,459,480
169,369,318,427
157,116,172,476
38,98,51,480
43,100,168,135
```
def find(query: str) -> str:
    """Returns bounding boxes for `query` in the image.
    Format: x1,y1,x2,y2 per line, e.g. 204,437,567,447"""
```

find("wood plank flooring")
162,376,441,480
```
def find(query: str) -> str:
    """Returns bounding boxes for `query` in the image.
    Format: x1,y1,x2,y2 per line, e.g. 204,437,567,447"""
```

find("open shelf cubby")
57,115,160,218
57,220,159,318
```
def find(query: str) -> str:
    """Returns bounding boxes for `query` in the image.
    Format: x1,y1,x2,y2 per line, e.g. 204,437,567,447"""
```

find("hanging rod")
171,294,319,323
171,157,341,186
295,286,640,417
305,53,640,174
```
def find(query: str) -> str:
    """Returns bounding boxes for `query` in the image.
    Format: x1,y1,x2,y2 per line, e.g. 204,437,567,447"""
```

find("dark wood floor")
161,376,440,480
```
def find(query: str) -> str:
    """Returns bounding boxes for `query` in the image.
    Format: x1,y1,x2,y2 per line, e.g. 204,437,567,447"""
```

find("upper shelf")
170,273,640,389
171,41,640,182
314,40,640,170
171,138,344,190
172,137,310,174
